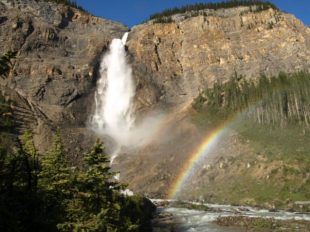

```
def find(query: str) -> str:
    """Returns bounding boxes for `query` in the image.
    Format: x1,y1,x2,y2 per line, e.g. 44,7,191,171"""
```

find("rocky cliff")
0,0,127,158
1,0,310,205
128,6,310,107
117,6,310,201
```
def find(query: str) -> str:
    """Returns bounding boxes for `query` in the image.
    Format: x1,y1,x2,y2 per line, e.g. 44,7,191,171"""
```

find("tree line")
0,50,154,231
149,0,278,22
193,71,310,127
0,131,154,231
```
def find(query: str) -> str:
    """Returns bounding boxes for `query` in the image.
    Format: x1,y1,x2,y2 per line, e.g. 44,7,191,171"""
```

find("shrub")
153,16,174,24
149,0,278,22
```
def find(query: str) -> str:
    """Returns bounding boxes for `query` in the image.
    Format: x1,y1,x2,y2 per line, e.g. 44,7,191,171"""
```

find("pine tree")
21,131,39,190
0,95,14,131
37,129,72,230
39,129,71,194
193,71,310,128
57,139,124,231
0,132,43,232
0,51,16,79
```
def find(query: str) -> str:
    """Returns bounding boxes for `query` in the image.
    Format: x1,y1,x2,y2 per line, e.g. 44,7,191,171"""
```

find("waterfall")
91,32,164,151
91,32,135,146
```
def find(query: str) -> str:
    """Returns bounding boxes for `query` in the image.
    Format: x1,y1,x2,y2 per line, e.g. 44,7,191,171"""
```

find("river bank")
216,216,310,232
151,200,310,232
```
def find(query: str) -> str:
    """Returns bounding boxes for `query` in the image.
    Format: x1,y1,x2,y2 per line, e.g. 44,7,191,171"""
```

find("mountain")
129,6,310,107
115,4,310,210
0,0,127,159
0,0,309,211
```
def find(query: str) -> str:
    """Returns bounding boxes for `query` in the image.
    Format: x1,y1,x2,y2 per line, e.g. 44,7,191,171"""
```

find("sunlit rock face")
116,6,310,198
0,0,127,157
128,7,310,107
1,1,310,201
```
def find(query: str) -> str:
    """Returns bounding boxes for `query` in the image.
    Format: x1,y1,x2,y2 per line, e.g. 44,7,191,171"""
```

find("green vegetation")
0,95,14,132
0,51,16,132
0,132,155,232
216,216,310,231
193,120,310,209
191,72,310,210
193,71,310,127
0,49,154,231
153,16,174,24
149,0,278,22
0,51,16,79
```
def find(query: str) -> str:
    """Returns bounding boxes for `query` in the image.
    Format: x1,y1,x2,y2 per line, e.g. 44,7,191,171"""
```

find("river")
152,200,310,232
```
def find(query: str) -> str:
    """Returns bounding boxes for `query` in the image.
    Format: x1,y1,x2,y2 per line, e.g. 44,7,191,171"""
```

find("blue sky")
75,0,310,28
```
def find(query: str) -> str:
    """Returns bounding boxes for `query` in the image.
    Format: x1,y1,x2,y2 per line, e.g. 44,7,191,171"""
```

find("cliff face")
0,0,127,156
1,1,310,203
116,7,310,200
128,7,310,107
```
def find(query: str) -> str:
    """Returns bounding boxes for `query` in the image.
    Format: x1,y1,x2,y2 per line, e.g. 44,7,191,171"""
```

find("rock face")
1,1,310,201
128,7,310,106
0,0,127,156
117,6,310,198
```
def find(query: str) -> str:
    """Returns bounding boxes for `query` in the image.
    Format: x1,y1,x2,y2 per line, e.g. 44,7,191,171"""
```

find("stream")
151,200,310,232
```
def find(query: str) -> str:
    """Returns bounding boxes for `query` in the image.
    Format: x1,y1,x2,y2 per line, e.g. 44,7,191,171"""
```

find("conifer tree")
193,71,310,127
57,140,123,231
39,129,71,194
0,51,16,79
21,131,39,190
0,132,42,232
0,95,14,131
38,129,72,230
1,132,154,231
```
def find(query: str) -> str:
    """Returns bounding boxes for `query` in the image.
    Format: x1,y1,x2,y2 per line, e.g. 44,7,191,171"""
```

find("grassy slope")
216,216,310,231
187,74,310,211
189,113,310,211
234,121,309,204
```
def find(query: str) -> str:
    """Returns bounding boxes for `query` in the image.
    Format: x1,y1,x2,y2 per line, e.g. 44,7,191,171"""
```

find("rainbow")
167,117,236,199
167,76,291,199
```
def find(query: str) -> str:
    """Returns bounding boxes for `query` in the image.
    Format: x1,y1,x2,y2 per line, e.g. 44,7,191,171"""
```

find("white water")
156,207,240,232
91,33,164,150
91,32,135,146
152,200,310,232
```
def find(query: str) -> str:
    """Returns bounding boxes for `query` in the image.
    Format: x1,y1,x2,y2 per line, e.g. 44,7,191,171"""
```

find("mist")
91,33,164,149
